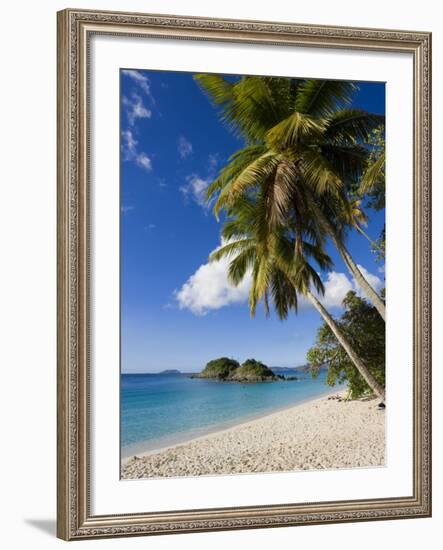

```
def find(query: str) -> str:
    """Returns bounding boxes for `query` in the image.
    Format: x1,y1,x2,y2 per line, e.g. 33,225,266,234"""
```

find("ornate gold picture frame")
57,8,431,540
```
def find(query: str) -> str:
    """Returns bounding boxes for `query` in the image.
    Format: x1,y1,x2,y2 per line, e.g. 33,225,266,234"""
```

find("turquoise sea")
121,368,337,456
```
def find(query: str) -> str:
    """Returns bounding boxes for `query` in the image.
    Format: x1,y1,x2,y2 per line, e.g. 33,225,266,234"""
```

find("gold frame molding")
57,8,432,540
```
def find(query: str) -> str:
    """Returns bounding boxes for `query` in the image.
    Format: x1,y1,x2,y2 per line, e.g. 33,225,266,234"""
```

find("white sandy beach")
121,392,385,479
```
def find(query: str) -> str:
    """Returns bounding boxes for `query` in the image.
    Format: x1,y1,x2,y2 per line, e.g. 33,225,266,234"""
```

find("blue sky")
120,70,385,373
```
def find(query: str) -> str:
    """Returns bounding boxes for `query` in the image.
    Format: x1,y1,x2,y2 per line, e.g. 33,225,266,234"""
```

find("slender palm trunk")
355,225,384,255
332,235,385,321
311,200,386,320
306,290,386,401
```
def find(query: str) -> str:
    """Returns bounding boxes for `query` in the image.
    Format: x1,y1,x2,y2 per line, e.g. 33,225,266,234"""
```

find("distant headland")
159,369,182,374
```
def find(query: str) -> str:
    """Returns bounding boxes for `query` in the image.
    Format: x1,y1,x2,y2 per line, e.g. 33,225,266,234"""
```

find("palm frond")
248,262,261,317
253,256,271,305
209,239,254,262
295,80,357,117
302,242,333,271
324,109,384,144
295,262,325,296
262,77,301,117
320,143,368,183
194,74,234,105
220,196,257,239
359,152,385,194
262,159,299,228
301,149,343,194
227,246,256,286
221,219,251,242
228,151,280,201
229,77,291,141
196,75,297,142
213,181,235,219
307,266,325,296
206,145,268,201
270,268,298,319
266,112,325,150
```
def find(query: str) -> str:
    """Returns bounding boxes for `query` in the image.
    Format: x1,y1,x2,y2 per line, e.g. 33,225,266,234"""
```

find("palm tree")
358,126,386,261
359,124,385,201
195,74,386,320
307,190,386,320
347,197,385,254
211,195,386,401
360,149,385,197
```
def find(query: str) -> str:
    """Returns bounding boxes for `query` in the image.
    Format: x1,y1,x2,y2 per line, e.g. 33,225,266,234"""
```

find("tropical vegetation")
231,359,279,382
196,357,240,379
307,290,385,399
195,73,386,402
194,357,279,382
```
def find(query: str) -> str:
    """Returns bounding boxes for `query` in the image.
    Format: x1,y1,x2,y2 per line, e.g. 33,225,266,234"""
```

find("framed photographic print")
57,8,432,540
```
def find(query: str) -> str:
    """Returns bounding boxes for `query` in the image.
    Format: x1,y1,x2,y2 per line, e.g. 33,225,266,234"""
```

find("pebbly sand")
121,392,385,480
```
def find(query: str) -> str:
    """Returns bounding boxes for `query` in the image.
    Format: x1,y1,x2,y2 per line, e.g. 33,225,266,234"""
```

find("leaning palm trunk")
332,236,385,321
355,225,384,255
310,200,386,320
306,290,386,401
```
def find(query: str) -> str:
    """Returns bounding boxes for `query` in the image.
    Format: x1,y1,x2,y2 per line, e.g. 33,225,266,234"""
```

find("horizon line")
121,364,311,375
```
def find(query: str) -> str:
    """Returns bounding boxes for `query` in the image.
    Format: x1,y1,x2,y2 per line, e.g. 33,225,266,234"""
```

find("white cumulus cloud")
174,240,251,315
301,265,383,309
316,271,354,308
356,264,383,294
174,241,383,316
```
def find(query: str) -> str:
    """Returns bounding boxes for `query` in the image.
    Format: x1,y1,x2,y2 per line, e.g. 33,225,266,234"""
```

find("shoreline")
122,390,385,479
121,386,343,461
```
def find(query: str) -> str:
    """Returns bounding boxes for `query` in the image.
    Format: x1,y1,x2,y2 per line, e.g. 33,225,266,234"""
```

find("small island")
230,359,280,382
191,357,295,383
194,357,240,380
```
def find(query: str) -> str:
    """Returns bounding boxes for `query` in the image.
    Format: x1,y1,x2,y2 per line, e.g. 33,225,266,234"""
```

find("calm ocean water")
121,369,337,456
